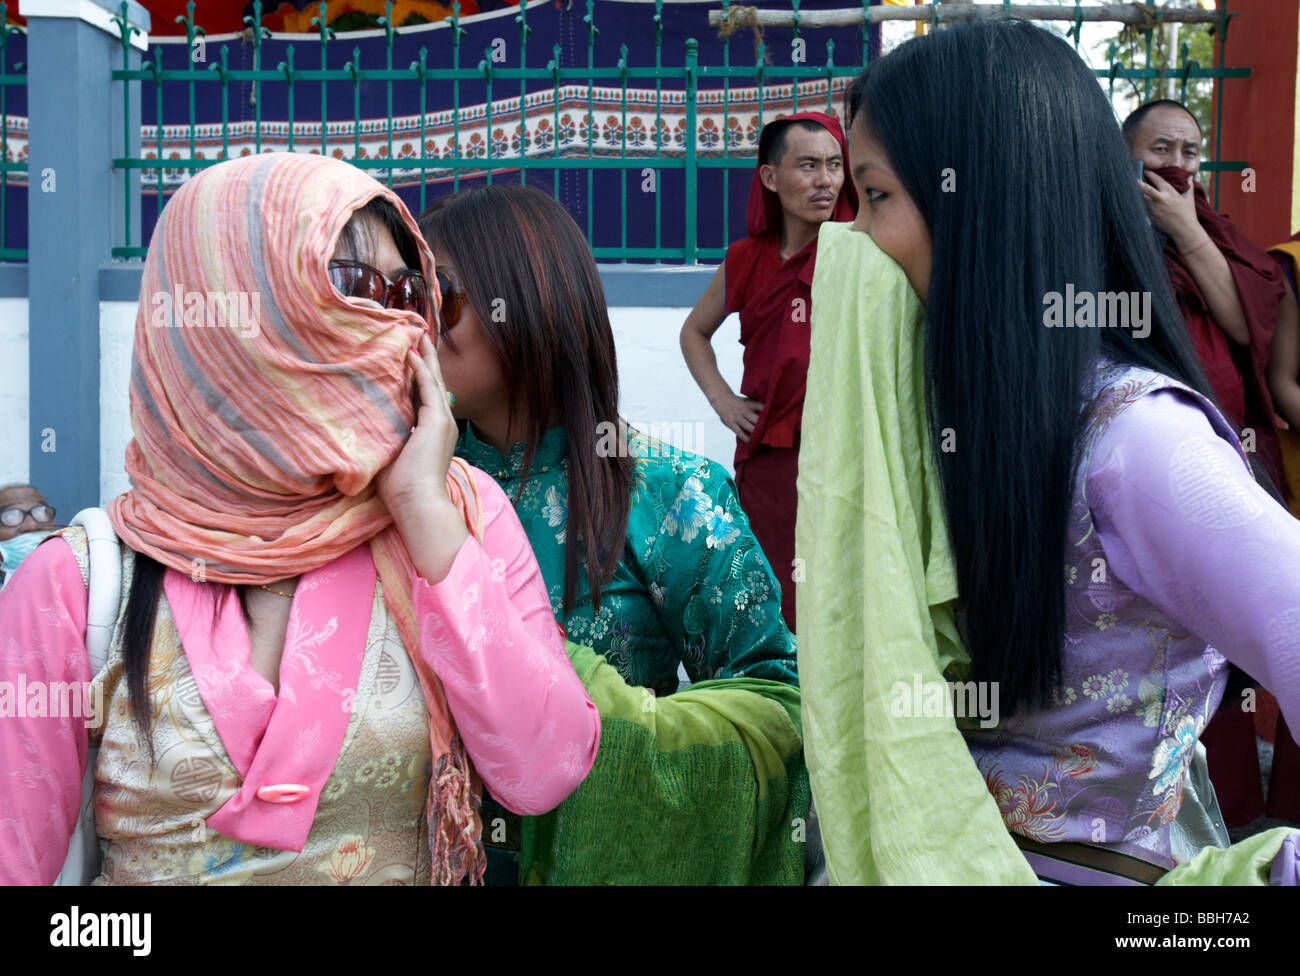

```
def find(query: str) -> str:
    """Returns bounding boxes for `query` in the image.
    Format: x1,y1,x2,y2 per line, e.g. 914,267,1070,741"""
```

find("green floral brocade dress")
456,424,807,885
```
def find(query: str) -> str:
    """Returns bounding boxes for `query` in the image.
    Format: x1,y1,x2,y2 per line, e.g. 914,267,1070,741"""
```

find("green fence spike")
314,2,334,157
381,1,396,187
792,0,801,111
654,0,664,253
482,46,493,186
585,0,597,243
620,41,628,258
453,1,463,192
684,37,698,264
414,47,428,212
550,41,560,198
518,0,531,187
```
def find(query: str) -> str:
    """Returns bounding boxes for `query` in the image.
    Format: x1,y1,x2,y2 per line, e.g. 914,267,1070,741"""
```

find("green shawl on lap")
1159,827,1295,885
519,642,809,885
798,222,1036,885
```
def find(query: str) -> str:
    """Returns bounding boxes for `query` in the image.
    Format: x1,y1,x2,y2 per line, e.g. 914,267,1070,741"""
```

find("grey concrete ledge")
101,262,147,302
595,265,717,307
0,264,27,297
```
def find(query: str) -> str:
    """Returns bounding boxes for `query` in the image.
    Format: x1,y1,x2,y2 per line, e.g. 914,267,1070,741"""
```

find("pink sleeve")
413,468,600,816
1088,389,1300,740
0,537,92,884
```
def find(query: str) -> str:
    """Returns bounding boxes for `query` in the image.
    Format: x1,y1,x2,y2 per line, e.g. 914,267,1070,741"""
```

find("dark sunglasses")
434,268,469,335
1,504,55,528
328,260,430,321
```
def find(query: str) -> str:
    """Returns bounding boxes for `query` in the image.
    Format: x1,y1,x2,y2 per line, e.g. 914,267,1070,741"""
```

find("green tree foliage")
1107,19,1218,139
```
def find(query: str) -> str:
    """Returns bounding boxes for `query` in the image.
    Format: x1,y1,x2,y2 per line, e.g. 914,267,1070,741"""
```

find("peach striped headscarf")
109,152,485,884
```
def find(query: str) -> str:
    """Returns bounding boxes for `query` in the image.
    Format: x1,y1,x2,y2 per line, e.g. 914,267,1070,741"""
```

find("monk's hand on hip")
377,333,461,530
713,391,764,442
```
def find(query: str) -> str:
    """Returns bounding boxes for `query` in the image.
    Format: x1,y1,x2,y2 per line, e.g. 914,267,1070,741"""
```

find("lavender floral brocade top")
963,359,1300,871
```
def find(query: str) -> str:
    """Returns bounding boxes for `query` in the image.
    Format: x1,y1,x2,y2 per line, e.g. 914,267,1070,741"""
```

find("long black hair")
419,185,633,614
844,20,1217,716
120,196,421,743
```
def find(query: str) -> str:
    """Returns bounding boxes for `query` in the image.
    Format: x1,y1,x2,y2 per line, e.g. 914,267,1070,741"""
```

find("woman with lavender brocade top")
963,359,1300,882
811,19,1300,886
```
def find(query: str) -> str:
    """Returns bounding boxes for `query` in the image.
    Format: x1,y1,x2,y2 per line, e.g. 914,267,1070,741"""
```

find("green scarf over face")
797,222,1037,885
520,642,809,885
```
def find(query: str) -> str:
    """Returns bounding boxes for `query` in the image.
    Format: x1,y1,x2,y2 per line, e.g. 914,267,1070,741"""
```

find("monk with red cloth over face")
680,112,857,633
1124,99,1289,500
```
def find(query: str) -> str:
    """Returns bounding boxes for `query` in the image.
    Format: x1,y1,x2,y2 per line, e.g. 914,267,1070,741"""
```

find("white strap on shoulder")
53,508,120,886
70,508,121,676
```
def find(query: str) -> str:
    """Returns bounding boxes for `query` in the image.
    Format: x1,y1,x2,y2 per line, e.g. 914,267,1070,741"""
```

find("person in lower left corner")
0,483,60,588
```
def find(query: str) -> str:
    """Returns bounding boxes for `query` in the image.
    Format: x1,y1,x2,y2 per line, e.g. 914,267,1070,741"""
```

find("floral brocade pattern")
72,539,434,886
963,360,1233,868
455,424,797,697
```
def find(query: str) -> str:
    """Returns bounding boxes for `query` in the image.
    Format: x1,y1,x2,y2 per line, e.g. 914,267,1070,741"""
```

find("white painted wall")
0,298,29,487
100,300,138,504
610,307,743,475
1,298,745,504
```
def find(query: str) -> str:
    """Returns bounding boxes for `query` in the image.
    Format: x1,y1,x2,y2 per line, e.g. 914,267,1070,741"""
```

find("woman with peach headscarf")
0,152,598,885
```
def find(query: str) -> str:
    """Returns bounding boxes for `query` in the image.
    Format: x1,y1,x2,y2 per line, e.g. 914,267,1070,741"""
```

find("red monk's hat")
747,111,859,237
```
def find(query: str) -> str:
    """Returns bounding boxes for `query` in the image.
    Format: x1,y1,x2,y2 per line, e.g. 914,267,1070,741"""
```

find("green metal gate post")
684,38,698,264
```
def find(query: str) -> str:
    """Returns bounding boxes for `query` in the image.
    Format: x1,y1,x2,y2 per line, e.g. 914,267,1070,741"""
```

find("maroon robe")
1154,165,1288,498
724,111,857,633
1258,234,1300,824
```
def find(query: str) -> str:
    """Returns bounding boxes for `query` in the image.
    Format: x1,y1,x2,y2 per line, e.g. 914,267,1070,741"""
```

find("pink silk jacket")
0,466,600,884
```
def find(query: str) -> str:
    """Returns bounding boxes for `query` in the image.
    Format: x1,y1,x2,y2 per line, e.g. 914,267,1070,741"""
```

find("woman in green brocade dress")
419,186,808,885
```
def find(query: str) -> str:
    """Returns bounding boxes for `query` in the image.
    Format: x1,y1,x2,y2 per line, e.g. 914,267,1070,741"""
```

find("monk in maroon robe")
1261,234,1300,826
1125,100,1288,497
680,112,857,633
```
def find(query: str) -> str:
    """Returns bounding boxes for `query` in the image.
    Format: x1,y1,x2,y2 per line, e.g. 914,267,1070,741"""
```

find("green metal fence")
0,2,26,261
1098,4,1250,208
107,1,1249,263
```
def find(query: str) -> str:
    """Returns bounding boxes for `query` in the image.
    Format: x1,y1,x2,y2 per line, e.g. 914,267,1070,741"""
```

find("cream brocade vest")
64,529,434,885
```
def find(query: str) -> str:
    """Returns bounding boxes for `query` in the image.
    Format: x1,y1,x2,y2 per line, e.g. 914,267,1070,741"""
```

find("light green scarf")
797,222,1036,884
1159,827,1295,885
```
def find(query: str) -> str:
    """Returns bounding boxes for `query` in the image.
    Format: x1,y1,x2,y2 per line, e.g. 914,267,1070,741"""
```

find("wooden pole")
711,4,1224,30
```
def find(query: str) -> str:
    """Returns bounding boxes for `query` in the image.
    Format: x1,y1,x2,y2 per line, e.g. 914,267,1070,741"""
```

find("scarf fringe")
429,739,486,885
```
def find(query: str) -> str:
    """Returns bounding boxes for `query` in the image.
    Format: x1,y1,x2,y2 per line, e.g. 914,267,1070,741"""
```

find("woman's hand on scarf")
376,334,469,580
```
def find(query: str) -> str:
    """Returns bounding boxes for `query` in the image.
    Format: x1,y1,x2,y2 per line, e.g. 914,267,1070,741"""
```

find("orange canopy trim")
113,1,521,36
